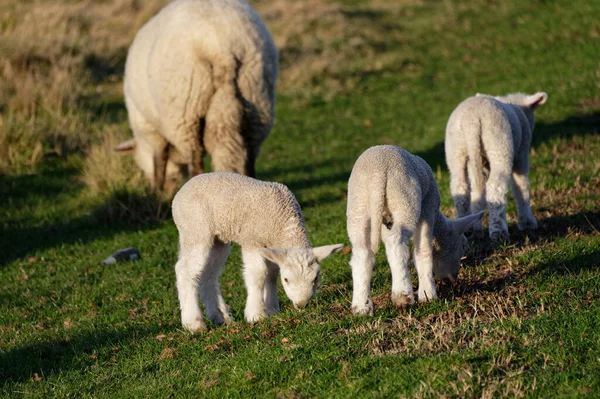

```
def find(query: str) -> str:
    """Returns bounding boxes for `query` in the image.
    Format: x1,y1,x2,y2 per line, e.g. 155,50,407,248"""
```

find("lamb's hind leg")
199,240,233,326
382,222,414,308
413,218,437,302
487,162,511,242
176,246,211,333
448,148,470,219
512,158,537,231
349,218,376,316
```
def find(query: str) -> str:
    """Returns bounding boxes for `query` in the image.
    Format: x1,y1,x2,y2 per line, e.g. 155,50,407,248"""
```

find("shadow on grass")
1,164,169,267
532,112,600,147
0,325,167,384
445,210,600,298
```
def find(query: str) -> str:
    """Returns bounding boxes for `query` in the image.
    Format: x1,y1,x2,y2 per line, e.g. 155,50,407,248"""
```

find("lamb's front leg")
176,247,210,333
382,225,414,308
242,249,268,323
264,261,280,315
413,220,437,302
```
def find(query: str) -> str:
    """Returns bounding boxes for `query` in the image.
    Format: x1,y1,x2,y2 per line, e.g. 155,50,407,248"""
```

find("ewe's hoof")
351,299,374,316
392,292,414,310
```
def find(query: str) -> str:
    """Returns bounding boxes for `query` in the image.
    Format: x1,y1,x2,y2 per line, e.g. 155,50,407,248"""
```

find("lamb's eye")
284,278,289,284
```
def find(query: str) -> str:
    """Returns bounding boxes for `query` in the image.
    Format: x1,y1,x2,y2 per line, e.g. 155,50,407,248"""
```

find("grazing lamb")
116,0,279,190
445,92,547,241
172,172,344,332
347,145,483,315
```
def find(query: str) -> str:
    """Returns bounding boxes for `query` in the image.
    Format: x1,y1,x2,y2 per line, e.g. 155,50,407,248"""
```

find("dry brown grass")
0,0,170,174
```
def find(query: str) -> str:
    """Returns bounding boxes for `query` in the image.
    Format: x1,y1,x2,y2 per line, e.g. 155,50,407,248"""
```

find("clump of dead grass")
82,126,170,223
0,0,169,173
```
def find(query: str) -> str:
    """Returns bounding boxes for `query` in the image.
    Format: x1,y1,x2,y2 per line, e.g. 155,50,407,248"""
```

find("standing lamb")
445,92,547,241
172,172,344,332
347,145,483,316
116,0,278,190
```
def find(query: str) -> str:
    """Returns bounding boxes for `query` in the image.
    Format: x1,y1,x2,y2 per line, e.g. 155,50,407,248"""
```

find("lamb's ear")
258,248,289,266
475,93,484,97
114,139,136,153
451,212,484,234
525,92,548,109
312,244,344,262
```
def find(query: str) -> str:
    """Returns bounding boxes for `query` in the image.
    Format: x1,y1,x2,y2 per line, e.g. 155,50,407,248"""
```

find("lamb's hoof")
517,218,538,231
351,299,374,316
392,292,414,310
417,291,438,303
490,229,510,243
472,227,485,239
265,305,281,316
182,316,207,334
245,311,267,324
208,311,234,326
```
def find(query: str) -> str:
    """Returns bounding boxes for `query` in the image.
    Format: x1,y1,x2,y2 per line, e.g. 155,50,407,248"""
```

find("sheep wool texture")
172,172,310,250
123,0,278,186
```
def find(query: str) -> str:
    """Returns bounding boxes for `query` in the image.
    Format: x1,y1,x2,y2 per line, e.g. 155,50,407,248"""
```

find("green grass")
1,0,600,397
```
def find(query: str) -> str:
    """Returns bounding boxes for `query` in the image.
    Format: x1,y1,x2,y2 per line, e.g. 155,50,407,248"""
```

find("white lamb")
172,172,344,332
116,0,278,190
347,145,483,315
445,92,547,241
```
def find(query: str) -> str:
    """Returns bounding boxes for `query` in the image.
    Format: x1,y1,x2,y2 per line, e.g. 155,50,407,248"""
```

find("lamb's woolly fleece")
172,172,309,250
445,92,547,241
121,0,278,187
347,145,482,315
172,172,343,332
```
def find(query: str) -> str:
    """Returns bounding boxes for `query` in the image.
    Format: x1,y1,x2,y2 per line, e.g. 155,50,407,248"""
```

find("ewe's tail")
369,177,386,253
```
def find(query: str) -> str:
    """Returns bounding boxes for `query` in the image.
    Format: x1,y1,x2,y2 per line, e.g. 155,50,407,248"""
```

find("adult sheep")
116,0,278,190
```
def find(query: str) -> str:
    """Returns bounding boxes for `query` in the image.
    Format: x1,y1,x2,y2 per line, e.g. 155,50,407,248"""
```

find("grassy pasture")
1,0,599,397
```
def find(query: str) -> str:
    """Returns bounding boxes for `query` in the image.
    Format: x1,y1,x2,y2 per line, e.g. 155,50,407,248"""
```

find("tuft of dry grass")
81,126,171,222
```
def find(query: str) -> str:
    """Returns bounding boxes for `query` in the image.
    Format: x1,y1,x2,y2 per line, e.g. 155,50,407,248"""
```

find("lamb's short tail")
368,178,386,253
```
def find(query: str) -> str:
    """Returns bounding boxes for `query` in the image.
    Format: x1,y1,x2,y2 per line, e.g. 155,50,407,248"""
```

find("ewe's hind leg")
264,261,280,316
487,165,511,242
512,159,537,231
413,218,437,302
175,247,211,333
349,219,376,316
447,148,470,218
198,241,233,326
382,224,414,308
242,249,268,323
204,86,246,175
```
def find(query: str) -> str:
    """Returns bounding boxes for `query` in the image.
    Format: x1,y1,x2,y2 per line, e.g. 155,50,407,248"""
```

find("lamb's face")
278,251,321,309
432,233,468,283
259,244,343,310
431,212,483,283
